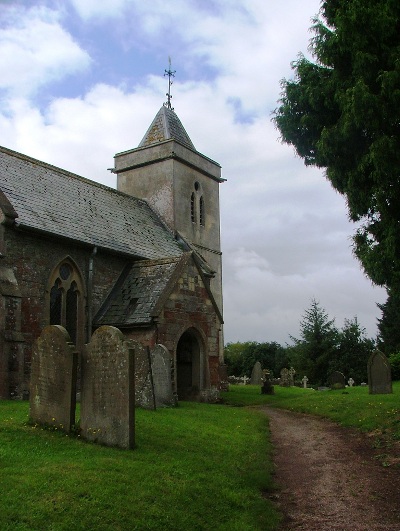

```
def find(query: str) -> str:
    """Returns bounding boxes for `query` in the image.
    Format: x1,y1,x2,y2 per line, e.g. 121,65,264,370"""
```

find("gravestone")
302,376,309,389
151,344,175,407
80,326,135,449
280,368,290,387
261,369,274,395
134,341,157,409
250,361,263,385
289,367,296,386
329,371,345,389
348,378,355,387
368,350,392,395
29,325,78,432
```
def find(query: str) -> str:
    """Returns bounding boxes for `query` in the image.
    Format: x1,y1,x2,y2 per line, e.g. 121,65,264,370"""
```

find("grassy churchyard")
1,383,399,530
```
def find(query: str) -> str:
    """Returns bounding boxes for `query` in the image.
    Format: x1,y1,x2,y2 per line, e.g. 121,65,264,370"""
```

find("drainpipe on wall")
87,246,97,342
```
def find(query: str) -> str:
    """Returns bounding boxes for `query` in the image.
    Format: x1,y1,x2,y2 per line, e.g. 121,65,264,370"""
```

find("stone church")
0,103,225,401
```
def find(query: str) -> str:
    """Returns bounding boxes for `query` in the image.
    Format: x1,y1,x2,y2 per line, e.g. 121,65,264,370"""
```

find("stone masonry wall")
1,228,128,398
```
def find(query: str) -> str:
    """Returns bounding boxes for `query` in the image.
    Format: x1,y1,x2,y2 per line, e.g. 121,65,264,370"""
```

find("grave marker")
29,325,78,432
368,350,392,395
250,361,263,385
80,326,135,449
329,371,345,389
151,344,175,407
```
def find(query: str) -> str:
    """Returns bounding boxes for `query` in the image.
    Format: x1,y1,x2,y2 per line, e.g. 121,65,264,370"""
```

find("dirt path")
262,407,400,531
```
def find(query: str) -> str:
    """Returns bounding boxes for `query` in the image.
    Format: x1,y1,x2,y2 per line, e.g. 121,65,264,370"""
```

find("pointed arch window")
47,258,85,347
190,192,196,223
191,182,205,227
199,196,205,226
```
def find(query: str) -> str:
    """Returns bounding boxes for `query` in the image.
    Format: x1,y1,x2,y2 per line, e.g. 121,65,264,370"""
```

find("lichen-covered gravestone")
250,361,263,385
29,325,78,432
151,344,175,407
135,341,156,409
329,371,345,389
80,326,136,449
368,350,392,395
280,368,290,387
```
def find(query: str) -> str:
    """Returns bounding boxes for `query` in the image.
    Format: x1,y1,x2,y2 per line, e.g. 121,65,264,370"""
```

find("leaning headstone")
151,344,176,407
368,350,392,395
280,368,290,387
329,371,345,389
250,361,263,385
80,326,135,449
30,325,78,432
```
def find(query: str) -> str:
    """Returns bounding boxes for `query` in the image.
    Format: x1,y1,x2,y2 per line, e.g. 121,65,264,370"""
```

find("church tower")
113,97,224,319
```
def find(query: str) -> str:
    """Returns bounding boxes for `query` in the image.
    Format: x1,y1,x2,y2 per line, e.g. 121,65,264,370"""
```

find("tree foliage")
289,299,339,385
273,0,400,289
377,289,400,355
330,317,374,383
224,341,288,378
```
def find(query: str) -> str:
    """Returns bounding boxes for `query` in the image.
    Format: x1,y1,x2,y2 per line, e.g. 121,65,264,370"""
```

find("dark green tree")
377,290,400,355
224,341,288,378
290,299,339,385
331,317,375,383
273,0,400,290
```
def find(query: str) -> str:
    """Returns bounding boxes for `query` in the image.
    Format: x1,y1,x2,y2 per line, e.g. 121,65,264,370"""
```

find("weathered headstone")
250,361,263,385
80,326,135,449
150,344,175,407
280,368,290,387
329,371,345,389
348,377,355,387
302,376,309,389
368,350,392,395
134,341,155,409
29,325,78,432
289,367,296,386
261,369,274,395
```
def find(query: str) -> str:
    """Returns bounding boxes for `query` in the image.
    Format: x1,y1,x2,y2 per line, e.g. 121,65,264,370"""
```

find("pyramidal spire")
138,61,196,151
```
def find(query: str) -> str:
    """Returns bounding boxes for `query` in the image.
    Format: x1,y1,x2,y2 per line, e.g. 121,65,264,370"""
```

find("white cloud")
0,5,91,96
0,0,387,345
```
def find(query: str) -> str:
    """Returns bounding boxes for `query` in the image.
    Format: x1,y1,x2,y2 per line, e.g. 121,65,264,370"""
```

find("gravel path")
262,407,400,531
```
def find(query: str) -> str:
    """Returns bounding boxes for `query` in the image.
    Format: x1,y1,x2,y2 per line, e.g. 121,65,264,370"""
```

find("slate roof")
0,146,183,260
139,105,196,151
94,255,188,327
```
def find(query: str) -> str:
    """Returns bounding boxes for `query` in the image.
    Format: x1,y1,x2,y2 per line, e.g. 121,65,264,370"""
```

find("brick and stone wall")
0,228,128,398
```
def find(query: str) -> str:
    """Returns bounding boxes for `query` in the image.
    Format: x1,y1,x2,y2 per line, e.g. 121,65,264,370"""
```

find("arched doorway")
176,328,203,400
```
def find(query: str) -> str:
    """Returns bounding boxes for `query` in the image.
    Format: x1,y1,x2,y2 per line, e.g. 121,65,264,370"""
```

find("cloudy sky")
0,0,387,345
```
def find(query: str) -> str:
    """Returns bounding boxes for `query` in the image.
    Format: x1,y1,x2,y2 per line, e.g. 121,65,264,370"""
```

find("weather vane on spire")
164,57,176,110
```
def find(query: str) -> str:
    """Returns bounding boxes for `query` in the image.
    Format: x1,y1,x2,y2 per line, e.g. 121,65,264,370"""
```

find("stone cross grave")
367,350,392,395
80,326,136,449
302,376,309,389
288,367,296,386
30,325,78,432
250,361,263,385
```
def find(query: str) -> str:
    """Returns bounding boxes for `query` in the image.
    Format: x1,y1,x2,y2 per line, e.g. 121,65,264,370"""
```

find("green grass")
222,382,400,439
0,400,281,531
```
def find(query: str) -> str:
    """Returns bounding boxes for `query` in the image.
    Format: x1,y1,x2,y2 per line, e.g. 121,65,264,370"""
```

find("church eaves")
138,105,196,151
